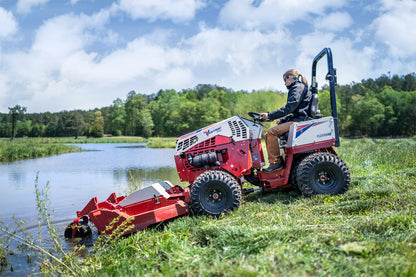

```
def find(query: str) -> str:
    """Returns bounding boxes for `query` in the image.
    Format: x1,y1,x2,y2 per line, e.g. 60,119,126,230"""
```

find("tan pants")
264,121,297,165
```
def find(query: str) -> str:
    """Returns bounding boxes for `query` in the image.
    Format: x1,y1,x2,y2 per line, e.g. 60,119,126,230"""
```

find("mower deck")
65,181,190,238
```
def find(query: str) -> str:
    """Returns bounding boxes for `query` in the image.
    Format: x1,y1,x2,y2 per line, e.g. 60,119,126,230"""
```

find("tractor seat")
309,93,322,119
279,131,290,147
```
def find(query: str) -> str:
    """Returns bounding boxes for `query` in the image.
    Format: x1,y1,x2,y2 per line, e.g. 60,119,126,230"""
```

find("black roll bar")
310,48,340,147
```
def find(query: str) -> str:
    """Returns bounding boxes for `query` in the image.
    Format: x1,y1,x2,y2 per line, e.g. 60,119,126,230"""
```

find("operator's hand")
260,113,269,120
276,119,281,125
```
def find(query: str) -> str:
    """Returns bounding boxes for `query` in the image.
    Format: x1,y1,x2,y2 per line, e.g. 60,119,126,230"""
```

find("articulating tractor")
65,48,351,238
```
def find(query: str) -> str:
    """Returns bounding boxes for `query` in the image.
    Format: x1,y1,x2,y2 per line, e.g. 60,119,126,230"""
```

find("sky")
0,0,415,113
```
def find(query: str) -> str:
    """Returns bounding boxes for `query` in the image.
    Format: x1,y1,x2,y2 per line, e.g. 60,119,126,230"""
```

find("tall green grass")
146,137,177,149
0,138,81,162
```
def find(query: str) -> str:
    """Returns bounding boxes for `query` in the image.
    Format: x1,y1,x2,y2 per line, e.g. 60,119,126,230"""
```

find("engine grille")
228,119,248,139
195,137,216,149
176,135,198,152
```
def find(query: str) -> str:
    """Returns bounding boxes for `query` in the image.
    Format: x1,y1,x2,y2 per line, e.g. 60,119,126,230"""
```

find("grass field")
53,137,415,276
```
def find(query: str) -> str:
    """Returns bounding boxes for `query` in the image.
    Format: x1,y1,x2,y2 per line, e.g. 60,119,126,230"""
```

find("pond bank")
0,137,177,162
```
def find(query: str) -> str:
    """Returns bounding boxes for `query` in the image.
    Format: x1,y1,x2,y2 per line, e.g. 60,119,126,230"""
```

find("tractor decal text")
317,132,332,138
179,123,218,140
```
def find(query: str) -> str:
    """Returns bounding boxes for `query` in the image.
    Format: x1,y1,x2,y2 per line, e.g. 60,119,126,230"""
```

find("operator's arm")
268,83,303,121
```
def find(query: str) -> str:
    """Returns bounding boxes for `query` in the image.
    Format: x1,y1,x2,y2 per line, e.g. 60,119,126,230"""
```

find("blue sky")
0,0,415,113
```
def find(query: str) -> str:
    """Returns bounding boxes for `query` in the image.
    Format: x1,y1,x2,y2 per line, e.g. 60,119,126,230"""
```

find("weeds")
0,173,83,275
146,137,177,148
0,138,81,162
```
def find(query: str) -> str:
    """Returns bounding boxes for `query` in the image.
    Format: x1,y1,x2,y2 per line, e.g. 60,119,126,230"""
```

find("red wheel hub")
319,173,329,182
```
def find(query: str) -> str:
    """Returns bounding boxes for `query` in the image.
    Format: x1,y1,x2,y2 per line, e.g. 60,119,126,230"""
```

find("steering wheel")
248,112,265,122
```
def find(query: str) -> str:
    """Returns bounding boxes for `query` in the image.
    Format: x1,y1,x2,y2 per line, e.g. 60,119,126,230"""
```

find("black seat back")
309,93,322,119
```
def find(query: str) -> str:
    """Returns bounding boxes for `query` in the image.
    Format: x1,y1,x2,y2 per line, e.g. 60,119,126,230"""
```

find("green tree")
403,73,416,91
16,120,32,137
149,89,182,136
90,111,104,138
66,111,86,138
8,105,27,140
178,100,199,133
350,97,385,136
30,123,45,137
401,91,416,136
139,108,154,138
106,98,126,136
125,91,147,136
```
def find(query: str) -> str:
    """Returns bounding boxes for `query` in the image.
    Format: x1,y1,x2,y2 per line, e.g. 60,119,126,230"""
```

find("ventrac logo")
204,126,222,136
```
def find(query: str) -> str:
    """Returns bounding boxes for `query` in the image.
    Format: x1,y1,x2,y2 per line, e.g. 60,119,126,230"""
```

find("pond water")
0,143,182,276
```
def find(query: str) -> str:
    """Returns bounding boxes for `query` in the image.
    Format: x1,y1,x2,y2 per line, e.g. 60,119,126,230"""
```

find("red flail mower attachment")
64,181,190,239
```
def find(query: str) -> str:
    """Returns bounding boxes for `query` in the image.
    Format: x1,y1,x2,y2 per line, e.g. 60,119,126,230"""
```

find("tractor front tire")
297,152,350,197
190,170,242,216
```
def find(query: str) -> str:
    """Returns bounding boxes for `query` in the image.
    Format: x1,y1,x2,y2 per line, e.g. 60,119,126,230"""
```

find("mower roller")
65,48,351,238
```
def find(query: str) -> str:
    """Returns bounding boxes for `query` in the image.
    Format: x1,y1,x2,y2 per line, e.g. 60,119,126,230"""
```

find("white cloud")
16,0,50,14
295,31,376,87
314,12,353,32
0,20,296,112
182,27,305,91
0,7,18,38
0,10,117,112
2,0,416,113
373,0,416,58
186,27,290,75
219,0,347,30
117,0,204,23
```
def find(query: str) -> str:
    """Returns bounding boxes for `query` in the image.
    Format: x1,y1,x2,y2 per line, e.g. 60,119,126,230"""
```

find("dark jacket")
268,80,311,123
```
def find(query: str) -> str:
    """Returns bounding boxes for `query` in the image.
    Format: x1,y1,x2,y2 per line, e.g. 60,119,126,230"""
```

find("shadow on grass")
243,188,303,205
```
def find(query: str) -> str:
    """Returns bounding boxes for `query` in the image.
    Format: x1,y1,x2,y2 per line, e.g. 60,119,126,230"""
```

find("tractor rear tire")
190,170,242,216
289,154,310,193
296,152,350,197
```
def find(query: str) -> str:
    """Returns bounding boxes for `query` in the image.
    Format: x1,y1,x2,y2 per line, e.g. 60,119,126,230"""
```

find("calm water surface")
0,143,181,276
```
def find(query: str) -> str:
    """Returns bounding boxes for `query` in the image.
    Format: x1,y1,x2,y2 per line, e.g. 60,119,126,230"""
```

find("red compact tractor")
65,48,350,238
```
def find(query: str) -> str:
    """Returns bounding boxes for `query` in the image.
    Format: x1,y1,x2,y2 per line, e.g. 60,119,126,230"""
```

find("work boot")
263,163,283,172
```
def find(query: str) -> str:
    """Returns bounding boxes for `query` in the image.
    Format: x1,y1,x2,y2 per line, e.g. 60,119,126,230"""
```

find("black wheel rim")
201,181,229,212
314,164,337,191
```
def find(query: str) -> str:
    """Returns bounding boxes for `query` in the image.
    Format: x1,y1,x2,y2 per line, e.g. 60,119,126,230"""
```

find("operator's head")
283,69,308,88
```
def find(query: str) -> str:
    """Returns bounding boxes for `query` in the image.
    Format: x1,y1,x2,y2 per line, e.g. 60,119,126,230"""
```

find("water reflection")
113,167,182,194
0,143,185,276
0,143,183,229
8,169,28,189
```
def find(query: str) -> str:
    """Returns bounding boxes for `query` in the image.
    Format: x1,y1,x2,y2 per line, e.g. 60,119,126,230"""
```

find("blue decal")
296,122,325,138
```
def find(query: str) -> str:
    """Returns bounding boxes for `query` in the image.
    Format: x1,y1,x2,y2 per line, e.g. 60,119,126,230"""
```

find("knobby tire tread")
289,153,311,193
296,152,350,197
190,170,242,216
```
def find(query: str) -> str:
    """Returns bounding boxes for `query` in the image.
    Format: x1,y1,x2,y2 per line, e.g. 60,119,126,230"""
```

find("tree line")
1,73,415,139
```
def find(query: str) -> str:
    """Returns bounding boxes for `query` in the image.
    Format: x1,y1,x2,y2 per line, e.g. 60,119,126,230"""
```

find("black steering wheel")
248,112,268,122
